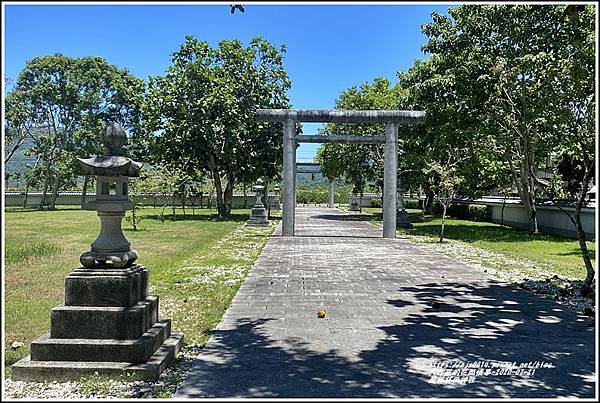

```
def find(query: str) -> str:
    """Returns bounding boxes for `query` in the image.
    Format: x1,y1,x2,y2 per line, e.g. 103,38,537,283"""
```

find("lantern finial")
104,122,127,156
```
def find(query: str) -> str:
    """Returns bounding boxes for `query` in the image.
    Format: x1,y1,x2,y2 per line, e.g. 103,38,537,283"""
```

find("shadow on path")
176,280,595,398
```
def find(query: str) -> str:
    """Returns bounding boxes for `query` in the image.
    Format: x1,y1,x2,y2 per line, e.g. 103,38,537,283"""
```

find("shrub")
297,187,328,204
447,203,470,219
468,204,492,222
371,198,382,207
403,199,421,209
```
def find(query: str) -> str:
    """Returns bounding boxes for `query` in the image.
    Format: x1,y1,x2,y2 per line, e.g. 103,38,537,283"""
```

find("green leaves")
315,77,402,193
5,54,144,196
143,36,291,217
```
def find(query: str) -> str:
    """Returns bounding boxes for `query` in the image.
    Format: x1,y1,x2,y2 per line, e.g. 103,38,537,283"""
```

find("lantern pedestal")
12,264,184,381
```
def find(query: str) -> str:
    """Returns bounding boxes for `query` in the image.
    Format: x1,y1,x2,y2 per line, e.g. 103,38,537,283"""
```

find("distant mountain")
5,136,36,175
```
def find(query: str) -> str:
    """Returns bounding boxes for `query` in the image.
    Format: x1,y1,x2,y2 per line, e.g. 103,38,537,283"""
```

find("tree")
398,56,506,216
316,77,405,198
4,54,144,209
413,4,595,292
4,124,28,164
423,150,466,243
531,5,596,296
418,5,573,234
144,36,291,218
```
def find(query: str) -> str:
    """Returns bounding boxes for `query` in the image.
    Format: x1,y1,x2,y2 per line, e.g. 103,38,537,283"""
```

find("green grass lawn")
354,207,595,280
3,206,277,376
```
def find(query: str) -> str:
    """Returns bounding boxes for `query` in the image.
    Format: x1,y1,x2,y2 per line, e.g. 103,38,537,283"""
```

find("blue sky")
3,2,450,161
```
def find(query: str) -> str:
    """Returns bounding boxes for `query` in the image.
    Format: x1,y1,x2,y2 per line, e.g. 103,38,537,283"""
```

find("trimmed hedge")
403,198,492,222
467,204,492,222
295,186,352,204
403,199,421,209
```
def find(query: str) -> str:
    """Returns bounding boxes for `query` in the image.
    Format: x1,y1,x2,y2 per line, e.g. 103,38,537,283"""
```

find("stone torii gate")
256,109,426,238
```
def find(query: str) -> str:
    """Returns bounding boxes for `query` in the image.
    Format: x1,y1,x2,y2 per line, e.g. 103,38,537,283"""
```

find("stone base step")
31,320,171,363
51,296,158,340
12,334,184,382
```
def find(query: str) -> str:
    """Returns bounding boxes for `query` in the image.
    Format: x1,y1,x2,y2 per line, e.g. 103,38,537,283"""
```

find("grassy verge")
347,207,595,281
3,206,277,378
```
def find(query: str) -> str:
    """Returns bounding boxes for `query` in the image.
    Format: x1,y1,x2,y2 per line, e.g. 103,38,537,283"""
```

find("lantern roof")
77,122,142,177
79,155,143,177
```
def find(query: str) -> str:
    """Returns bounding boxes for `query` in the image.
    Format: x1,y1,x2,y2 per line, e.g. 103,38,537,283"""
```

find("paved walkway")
175,207,595,398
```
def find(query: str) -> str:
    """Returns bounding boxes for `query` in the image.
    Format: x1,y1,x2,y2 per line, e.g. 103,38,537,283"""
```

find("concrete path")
175,207,596,398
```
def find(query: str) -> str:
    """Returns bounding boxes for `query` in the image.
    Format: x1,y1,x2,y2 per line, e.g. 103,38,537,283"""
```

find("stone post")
283,117,296,236
328,180,335,208
383,122,398,238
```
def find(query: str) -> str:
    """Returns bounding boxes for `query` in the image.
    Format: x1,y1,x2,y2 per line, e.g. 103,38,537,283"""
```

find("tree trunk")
359,189,363,213
529,156,595,297
171,192,176,218
576,209,594,296
49,172,61,210
261,181,269,209
213,171,226,218
222,173,235,217
423,187,434,216
576,160,595,296
501,191,507,226
243,184,247,208
508,156,539,234
23,177,31,208
40,161,51,210
81,175,89,209
439,203,447,243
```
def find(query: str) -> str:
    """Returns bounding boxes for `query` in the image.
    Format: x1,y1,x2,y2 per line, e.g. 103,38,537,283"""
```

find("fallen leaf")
11,341,24,350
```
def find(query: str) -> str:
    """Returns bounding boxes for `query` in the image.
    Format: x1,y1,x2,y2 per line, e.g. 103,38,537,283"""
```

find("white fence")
4,191,278,210
4,191,595,240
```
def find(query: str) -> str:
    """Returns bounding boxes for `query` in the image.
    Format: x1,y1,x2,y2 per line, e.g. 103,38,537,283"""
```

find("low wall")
479,201,595,241
4,192,279,210
5,191,595,240
417,197,595,241
352,194,596,240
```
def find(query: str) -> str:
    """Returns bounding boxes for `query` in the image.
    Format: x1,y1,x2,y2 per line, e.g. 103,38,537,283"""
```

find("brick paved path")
175,207,596,398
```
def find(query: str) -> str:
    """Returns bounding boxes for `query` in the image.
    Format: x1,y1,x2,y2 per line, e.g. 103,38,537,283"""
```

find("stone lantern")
349,193,361,211
396,177,413,229
246,178,269,225
12,123,183,382
271,185,281,210
78,122,142,268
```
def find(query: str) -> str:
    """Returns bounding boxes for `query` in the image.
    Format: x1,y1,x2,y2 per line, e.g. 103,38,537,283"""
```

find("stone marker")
12,123,183,382
246,178,269,225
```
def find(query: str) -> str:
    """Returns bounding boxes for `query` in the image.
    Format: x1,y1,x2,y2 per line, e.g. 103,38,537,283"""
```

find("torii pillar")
282,117,296,236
